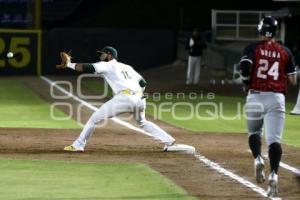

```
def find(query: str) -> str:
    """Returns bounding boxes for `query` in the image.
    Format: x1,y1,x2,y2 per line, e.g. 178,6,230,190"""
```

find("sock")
248,134,262,158
268,142,282,174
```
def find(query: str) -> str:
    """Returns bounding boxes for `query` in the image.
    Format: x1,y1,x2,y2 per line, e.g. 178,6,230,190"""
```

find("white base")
164,144,196,154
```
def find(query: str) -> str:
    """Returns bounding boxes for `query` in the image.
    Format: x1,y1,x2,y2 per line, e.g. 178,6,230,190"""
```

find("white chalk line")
280,162,300,176
246,150,300,177
194,154,271,198
41,76,286,199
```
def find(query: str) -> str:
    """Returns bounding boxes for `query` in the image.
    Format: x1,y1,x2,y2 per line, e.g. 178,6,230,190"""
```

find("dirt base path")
0,76,299,199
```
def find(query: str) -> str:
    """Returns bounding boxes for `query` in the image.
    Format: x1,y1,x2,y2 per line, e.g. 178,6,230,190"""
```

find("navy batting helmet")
98,46,118,59
257,16,278,38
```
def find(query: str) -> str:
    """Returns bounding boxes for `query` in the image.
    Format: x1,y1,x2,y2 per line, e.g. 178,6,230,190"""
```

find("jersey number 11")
121,70,131,79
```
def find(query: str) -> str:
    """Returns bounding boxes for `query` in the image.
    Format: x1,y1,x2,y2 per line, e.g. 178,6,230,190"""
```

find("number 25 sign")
0,29,41,75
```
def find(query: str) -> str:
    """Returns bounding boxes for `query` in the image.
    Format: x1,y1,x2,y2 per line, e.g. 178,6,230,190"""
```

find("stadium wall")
0,29,176,75
42,28,177,75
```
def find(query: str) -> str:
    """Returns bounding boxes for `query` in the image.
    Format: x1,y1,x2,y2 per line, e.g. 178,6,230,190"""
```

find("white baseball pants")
186,56,201,85
246,91,285,146
72,93,175,149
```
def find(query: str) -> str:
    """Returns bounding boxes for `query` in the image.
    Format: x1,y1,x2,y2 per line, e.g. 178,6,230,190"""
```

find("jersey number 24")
257,59,279,80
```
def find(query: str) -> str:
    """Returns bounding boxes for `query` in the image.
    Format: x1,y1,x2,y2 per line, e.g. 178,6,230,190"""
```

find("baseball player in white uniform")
56,46,194,153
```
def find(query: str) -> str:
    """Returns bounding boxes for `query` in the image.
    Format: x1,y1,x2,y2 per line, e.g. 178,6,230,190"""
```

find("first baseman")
239,16,297,197
56,46,192,153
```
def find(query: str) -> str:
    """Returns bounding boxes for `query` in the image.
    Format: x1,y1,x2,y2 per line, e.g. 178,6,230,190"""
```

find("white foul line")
194,154,270,198
41,76,285,199
280,162,300,176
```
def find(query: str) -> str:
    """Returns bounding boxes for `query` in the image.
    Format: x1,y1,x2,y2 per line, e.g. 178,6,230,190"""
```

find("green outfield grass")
84,79,300,148
280,103,299,148
146,95,300,148
147,95,247,133
0,158,195,200
0,79,80,129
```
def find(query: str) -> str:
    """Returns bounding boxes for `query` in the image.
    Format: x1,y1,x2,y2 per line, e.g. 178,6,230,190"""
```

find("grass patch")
147,95,247,133
0,158,195,200
147,95,300,148
0,79,80,129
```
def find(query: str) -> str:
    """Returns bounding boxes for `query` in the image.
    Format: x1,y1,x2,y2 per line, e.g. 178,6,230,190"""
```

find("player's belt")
119,89,143,96
249,90,282,95
249,90,261,94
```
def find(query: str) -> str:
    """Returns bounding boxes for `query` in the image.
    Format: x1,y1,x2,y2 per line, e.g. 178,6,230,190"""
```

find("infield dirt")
0,74,299,199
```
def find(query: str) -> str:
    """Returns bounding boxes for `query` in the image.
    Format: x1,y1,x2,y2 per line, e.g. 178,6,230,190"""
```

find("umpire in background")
185,28,207,85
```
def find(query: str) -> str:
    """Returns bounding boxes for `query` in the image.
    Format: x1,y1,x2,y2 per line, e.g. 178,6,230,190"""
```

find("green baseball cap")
97,46,118,59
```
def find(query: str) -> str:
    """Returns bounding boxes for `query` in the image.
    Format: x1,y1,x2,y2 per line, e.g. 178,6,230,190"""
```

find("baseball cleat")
254,155,265,183
64,145,84,152
163,143,196,154
267,171,278,197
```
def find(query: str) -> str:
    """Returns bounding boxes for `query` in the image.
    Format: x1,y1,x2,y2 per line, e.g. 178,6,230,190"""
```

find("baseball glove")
56,51,72,68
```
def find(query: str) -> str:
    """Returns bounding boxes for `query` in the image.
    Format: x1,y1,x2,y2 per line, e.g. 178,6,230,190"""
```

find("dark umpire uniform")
185,29,206,85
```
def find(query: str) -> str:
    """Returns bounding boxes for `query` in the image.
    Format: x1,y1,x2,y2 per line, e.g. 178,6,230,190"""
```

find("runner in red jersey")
239,16,297,198
241,39,295,94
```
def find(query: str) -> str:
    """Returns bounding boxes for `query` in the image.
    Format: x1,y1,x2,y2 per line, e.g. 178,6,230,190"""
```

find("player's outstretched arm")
71,63,95,73
56,52,95,73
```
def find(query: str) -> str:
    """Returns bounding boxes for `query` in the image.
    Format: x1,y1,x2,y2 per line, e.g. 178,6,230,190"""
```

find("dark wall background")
1,0,297,75
43,0,289,31
42,28,176,74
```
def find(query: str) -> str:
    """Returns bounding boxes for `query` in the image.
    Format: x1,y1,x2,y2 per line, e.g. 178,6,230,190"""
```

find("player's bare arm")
288,73,297,86
72,63,95,73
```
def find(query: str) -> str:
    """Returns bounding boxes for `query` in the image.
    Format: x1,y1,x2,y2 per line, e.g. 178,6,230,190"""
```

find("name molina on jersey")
260,49,280,58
